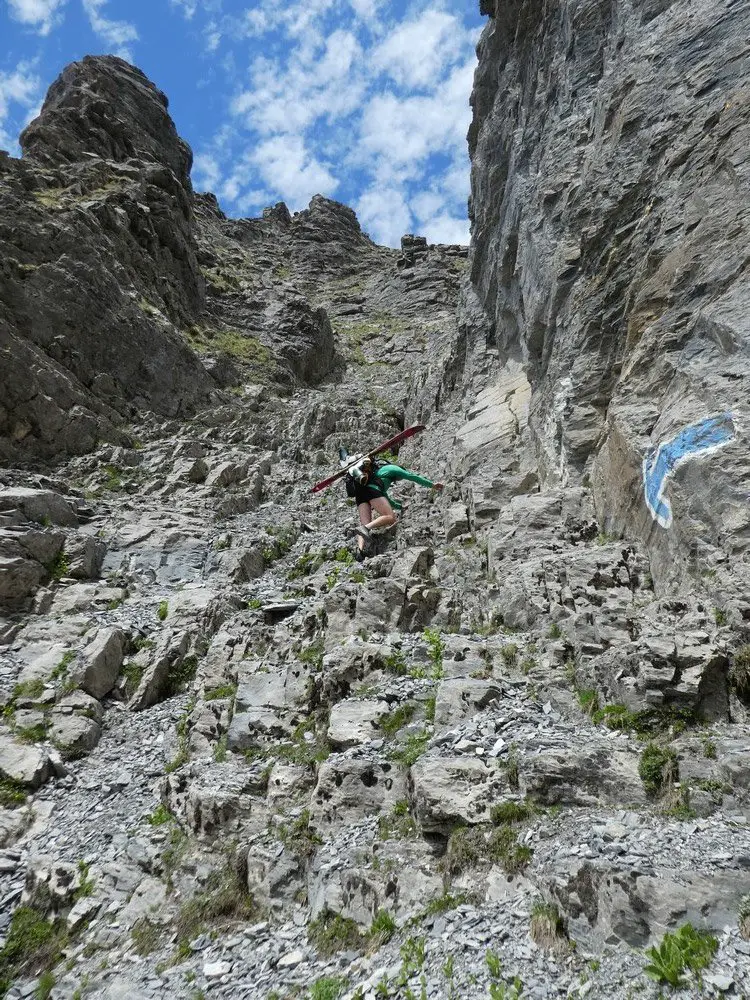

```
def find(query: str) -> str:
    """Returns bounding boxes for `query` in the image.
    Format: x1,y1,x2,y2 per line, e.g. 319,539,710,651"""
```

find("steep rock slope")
1,49,750,1000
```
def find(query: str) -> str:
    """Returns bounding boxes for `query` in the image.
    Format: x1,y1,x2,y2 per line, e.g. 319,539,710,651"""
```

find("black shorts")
353,483,388,506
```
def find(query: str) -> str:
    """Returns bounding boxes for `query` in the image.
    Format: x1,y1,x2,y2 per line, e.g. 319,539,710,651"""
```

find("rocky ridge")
0,36,749,1000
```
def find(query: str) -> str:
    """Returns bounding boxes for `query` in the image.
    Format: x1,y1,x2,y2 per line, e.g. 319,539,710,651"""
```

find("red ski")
310,424,426,494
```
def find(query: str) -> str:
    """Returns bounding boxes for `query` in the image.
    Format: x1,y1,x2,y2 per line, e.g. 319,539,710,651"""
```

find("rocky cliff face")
469,0,750,594
0,42,749,1000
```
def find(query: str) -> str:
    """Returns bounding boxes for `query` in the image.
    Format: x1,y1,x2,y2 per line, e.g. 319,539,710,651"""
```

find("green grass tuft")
0,905,67,987
309,977,348,1000
369,909,397,947
12,678,44,700
441,824,533,877
490,801,532,825
639,742,678,797
387,729,430,767
165,654,198,697
146,804,174,826
379,703,416,738
0,778,27,809
175,854,255,941
731,645,750,701
377,800,417,840
308,912,362,956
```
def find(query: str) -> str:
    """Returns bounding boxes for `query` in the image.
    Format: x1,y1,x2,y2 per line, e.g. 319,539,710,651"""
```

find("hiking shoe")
355,548,366,563
355,526,371,543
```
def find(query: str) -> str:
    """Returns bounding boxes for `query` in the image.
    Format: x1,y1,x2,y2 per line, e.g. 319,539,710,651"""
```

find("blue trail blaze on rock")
643,413,735,529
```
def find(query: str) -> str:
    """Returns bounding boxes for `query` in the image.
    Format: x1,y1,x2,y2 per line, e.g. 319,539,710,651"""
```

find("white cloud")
251,134,338,206
412,190,445,222
0,61,41,151
347,0,382,23
420,212,470,245
7,0,66,34
203,134,337,211
170,0,197,17
356,184,412,247
233,188,270,214
232,30,365,136
81,0,138,60
359,58,474,170
192,152,221,191
242,7,269,36
194,0,478,246
205,25,221,51
372,10,470,89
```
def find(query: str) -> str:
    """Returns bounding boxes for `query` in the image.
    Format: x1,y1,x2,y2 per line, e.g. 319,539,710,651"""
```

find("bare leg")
356,502,372,550
366,495,397,530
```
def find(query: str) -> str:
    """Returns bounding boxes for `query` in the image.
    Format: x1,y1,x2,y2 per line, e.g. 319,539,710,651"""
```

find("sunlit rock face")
468,0,750,591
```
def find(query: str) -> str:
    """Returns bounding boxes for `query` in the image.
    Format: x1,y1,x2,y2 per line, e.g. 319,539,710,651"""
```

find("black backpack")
344,458,386,497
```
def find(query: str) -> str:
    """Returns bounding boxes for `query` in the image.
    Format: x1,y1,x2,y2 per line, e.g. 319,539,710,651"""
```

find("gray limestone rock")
310,759,407,827
65,535,107,580
23,855,81,911
521,748,647,808
0,488,79,527
0,547,46,603
549,860,750,949
468,0,750,595
433,679,503,732
162,763,258,836
0,734,54,789
410,756,507,833
129,629,192,711
21,56,192,182
49,708,102,758
1,56,218,460
75,627,125,700
266,763,315,810
309,839,443,924
327,699,389,748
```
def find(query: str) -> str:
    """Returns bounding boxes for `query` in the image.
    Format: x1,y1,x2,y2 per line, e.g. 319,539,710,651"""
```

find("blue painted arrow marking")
643,412,735,528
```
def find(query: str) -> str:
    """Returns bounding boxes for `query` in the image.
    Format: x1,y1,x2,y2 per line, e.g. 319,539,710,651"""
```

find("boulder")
65,535,107,580
0,488,78,527
0,552,46,602
310,758,406,827
548,860,750,949
308,840,443,924
23,855,80,910
433,678,503,731
49,712,102,758
327,699,389,748
129,629,192,711
0,733,56,789
521,748,647,808
75,627,125,699
410,756,508,833
266,763,315,810
445,505,470,542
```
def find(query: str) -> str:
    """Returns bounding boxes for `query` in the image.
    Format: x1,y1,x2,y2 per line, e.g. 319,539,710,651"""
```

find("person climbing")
341,451,443,561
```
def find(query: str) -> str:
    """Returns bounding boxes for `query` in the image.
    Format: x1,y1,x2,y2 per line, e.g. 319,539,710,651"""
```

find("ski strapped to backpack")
310,424,426,494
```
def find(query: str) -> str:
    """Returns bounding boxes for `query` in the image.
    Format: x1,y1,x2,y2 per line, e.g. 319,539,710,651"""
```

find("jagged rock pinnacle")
20,55,193,186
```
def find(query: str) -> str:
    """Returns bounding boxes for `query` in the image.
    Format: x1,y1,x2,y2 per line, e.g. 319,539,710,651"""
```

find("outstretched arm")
378,464,439,490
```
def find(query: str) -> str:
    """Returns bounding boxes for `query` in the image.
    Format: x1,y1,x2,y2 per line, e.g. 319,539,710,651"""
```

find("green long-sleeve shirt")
370,464,434,510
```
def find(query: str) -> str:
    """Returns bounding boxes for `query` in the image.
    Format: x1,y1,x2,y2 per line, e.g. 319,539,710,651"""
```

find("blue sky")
1,0,483,246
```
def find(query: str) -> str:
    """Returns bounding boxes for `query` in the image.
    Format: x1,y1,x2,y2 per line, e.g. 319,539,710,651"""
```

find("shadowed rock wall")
469,0,750,591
